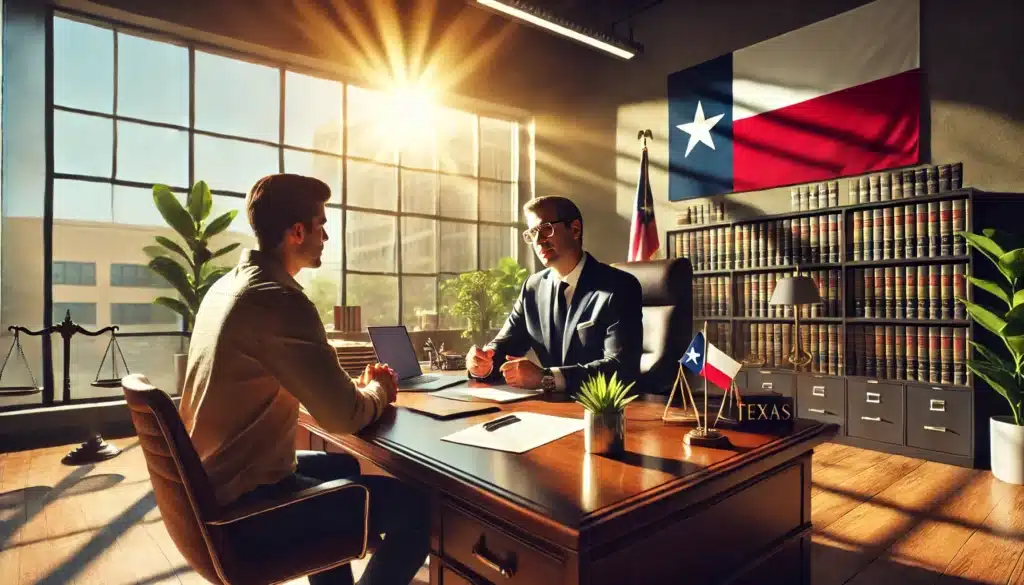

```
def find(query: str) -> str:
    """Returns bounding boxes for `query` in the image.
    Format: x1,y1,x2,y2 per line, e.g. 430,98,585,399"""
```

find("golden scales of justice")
661,322,743,448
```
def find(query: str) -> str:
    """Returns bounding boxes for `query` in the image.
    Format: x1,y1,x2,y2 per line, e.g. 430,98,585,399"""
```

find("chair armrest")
207,478,369,526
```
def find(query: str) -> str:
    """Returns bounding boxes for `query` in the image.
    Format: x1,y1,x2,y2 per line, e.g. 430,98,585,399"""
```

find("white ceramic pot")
990,415,1024,485
174,353,188,394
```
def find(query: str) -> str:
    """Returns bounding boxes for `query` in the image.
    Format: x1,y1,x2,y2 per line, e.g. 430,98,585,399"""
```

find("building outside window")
0,11,528,407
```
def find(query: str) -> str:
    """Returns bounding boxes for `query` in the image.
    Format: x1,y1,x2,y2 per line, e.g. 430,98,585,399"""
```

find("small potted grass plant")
574,373,636,455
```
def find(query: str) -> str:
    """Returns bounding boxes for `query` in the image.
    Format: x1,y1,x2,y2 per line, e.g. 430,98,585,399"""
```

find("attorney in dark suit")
466,196,643,393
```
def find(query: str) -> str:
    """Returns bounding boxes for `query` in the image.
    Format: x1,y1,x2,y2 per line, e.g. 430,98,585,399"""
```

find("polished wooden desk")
297,389,838,585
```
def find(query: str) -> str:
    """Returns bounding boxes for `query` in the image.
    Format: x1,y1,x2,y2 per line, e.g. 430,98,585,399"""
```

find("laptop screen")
366,326,423,380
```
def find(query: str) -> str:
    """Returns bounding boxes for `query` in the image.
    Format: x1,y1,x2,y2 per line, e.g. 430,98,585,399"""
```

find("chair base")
62,434,122,466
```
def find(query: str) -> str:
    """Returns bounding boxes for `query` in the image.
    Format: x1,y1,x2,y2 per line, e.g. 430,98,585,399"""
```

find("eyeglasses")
521,219,572,243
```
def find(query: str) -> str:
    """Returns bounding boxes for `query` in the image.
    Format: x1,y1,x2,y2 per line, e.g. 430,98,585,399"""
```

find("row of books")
789,181,840,211
675,214,842,272
848,325,968,386
848,163,963,205
739,322,843,376
676,201,727,226
693,276,730,317
852,265,968,320
851,199,967,261
738,270,840,318
704,322,733,357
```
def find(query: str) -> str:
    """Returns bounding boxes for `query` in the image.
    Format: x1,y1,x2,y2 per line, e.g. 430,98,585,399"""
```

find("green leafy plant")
574,372,637,414
440,257,528,343
957,228,1024,425
144,181,240,332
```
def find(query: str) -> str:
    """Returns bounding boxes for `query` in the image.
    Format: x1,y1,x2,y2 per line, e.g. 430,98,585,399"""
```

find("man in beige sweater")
179,173,429,585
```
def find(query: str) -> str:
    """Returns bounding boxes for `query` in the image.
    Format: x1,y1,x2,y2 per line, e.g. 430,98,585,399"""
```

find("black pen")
484,415,520,432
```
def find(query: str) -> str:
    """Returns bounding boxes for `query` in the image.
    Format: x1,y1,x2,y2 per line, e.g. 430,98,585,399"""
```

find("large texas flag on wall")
668,0,920,201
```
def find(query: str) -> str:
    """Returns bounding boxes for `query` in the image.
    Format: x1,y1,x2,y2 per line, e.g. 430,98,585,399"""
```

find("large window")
52,261,97,286
50,13,524,339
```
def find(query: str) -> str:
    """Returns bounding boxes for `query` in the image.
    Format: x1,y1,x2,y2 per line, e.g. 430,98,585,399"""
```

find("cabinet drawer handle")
930,399,945,412
867,380,879,384
866,392,880,404
861,416,881,422
472,536,516,579
812,386,826,397
759,370,771,374
924,425,947,433
808,408,827,414
762,382,773,389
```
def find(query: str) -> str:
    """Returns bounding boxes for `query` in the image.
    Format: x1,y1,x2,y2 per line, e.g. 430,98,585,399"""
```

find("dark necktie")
552,280,569,363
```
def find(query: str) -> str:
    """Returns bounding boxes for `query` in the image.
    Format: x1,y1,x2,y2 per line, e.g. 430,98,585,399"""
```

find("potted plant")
574,372,636,455
957,228,1024,484
440,257,527,348
144,181,239,392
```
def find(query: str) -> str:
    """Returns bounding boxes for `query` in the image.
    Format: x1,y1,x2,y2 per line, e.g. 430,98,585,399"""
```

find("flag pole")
702,320,709,434
684,322,732,448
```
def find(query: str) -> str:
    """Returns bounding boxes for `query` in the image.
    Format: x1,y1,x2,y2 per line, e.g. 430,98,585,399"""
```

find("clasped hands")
467,345,544,389
357,363,399,404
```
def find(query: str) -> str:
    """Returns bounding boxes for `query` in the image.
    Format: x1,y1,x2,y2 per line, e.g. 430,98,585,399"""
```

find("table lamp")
769,274,823,369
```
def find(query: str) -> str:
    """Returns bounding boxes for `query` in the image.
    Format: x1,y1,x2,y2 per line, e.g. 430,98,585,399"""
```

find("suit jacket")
478,252,644,393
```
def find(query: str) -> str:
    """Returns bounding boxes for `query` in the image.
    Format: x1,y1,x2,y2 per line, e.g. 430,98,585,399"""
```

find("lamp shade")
769,276,823,306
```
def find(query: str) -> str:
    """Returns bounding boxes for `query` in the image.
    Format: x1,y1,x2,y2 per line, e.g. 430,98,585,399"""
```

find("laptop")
366,326,466,392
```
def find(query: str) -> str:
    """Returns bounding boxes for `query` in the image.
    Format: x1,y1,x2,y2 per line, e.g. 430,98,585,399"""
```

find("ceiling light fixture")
475,0,641,60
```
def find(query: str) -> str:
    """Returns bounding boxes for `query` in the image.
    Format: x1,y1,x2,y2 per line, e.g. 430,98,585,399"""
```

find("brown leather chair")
121,373,370,585
613,257,693,395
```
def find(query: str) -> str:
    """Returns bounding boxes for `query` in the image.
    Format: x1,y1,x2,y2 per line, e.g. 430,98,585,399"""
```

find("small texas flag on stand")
681,331,743,391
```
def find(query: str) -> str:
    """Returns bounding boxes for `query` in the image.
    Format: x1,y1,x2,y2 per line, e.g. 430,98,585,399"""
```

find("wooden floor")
1,439,1023,585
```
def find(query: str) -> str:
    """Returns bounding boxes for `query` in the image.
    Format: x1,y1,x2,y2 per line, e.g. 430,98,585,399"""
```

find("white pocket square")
576,319,596,330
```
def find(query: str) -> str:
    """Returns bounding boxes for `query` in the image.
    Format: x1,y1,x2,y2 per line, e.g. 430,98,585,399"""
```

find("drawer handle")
762,382,773,389
866,392,880,404
808,408,827,414
861,416,881,422
930,399,946,412
472,536,516,579
812,386,825,397
924,425,947,433
759,370,772,374
867,380,879,384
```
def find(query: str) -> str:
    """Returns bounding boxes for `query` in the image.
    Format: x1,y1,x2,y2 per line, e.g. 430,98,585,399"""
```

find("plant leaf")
967,359,1020,405
960,298,1008,337
982,228,1024,252
1014,289,1024,308
960,231,1007,266
154,236,193,268
998,249,1024,282
153,297,191,327
188,180,213,222
148,257,196,308
970,340,1013,370
210,242,241,261
202,210,238,240
965,276,1011,308
143,246,166,260
153,185,196,241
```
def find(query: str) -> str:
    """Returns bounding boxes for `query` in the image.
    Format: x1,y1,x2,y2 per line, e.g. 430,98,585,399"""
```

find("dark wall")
550,0,1024,262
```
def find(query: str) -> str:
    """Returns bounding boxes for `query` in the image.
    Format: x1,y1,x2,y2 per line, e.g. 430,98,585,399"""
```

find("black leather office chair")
613,258,693,395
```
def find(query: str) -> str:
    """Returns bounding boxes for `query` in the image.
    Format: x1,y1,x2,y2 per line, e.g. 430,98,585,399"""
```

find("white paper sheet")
440,412,586,453
430,385,543,404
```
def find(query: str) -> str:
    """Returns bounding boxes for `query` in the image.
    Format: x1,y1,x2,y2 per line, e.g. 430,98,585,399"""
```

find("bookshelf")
667,186,1024,468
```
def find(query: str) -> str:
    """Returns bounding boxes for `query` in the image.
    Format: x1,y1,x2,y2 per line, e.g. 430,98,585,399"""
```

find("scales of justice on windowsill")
0,310,133,465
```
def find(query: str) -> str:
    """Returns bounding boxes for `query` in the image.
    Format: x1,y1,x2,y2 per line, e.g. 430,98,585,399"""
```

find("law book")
678,232,687,259
862,209,873,261
801,325,812,371
883,207,893,259
918,265,929,320
818,324,827,374
953,327,966,386
863,268,875,318
916,204,928,258
896,325,907,380
766,221,777,267
927,166,939,195
859,176,869,204
903,170,916,198
929,326,941,383
906,325,917,381
854,326,866,376
848,179,859,204
828,181,839,208
759,273,768,318
776,220,785,266
869,174,880,202
774,323,783,368
744,275,752,317
782,323,791,365
748,324,756,360
828,270,839,317
873,209,884,261
885,325,896,380
893,205,904,259
809,272,820,318
929,265,941,319
721,276,729,316
880,173,891,201
809,216,820,263
702,228,710,270
917,326,929,383
875,324,886,378
791,187,801,211
800,218,810,265
941,264,953,320
875,267,885,319
938,164,951,192
759,223,768,267
852,211,863,261
720,227,727,269
819,215,829,264
940,200,952,256
941,327,953,384
829,214,839,263
952,162,963,189
768,272,779,317
895,266,905,319
854,268,865,316
810,184,820,211
744,225,752,268
800,186,810,212
905,204,917,259
891,172,903,200
954,264,967,320
905,266,917,319
885,266,896,318
952,199,966,255
928,202,940,257
828,324,839,376
915,168,927,197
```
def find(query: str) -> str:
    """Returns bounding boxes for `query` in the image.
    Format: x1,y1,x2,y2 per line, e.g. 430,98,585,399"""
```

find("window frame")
49,9,530,332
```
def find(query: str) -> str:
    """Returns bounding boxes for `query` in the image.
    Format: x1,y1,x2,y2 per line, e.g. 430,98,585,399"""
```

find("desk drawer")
440,567,473,585
747,370,795,397
847,381,904,445
906,385,972,456
441,503,562,584
796,374,845,423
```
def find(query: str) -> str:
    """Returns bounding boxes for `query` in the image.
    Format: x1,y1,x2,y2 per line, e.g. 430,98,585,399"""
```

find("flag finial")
637,129,653,148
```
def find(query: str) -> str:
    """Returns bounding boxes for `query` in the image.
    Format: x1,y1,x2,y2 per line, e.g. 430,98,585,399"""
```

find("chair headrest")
612,258,693,306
